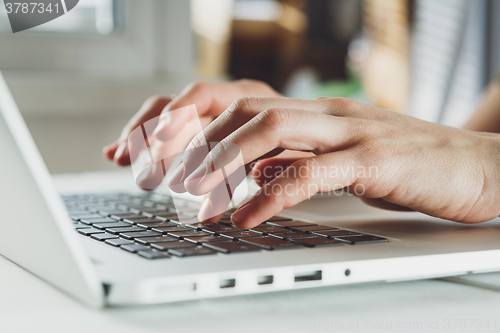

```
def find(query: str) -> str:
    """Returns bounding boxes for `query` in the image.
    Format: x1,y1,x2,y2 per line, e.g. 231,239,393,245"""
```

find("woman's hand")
169,96,500,228
103,79,281,169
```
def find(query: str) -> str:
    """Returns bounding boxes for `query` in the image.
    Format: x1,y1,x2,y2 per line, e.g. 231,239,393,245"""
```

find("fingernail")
154,113,172,140
168,161,185,191
198,197,213,221
232,201,253,225
102,143,115,158
114,142,126,161
184,163,207,187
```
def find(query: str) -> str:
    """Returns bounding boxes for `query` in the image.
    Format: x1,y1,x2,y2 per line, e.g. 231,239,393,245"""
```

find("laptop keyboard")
63,193,388,260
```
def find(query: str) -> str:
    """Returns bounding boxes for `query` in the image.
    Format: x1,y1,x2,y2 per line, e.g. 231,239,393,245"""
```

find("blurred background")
0,0,499,174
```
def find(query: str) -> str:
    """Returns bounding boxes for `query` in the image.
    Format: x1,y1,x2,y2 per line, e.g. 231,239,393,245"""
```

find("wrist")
479,134,500,220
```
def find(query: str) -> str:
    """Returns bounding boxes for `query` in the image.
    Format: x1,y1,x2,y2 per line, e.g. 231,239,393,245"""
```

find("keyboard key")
79,217,116,225
135,222,175,229
186,222,225,230
137,249,171,260
246,223,271,228
203,241,261,254
153,203,175,210
77,228,105,236
120,231,162,240
240,237,304,250
151,241,197,251
290,225,339,233
130,207,161,215
168,247,217,257
69,213,98,221
152,226,192,233
249,227,290,234
109,213,143,220
184,236,228,244
105,238,134,247
154,213,184,222
127,207,147,214
220,231,261,239
266,221,317,228
292,237,345,247
335,235,388,244
175,207,200,216
121,244,151,253
265,216,293,222
93,222,131,229
167,230,211,238
106,226,146,235
202,226,242,234
91,233,119,241
312,230,362,238
140,209,164,217
172,217,201,224
122,217,160,224
96,209,125,216
85,205,111,213
135,235,178,245
217,220,235,226
269,231,312,240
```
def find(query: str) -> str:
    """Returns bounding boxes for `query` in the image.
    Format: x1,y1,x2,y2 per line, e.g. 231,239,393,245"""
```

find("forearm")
463,82,500,133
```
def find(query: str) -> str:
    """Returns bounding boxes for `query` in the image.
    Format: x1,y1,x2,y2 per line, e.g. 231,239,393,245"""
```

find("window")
0,0,193,116
409,0,487,127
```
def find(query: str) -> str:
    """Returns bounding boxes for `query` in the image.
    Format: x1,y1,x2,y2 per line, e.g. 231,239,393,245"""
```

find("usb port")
294,270,322,282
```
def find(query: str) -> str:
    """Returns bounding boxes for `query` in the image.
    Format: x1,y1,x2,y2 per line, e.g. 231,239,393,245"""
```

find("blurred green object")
302,67,366,102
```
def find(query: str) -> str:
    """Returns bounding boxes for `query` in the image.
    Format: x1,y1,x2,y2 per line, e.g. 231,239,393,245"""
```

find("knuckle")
321,97,357,114
228,96,259,116
215,139,231,156
330,97,355,108
237,78,272,90
144,95,170,108
184,81,206,93
290,158,319,181
187,132,206,151
257,108,289,131
235,78,256,86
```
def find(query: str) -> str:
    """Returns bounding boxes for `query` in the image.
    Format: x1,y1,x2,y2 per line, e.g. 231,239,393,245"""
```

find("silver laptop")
2,71,500,308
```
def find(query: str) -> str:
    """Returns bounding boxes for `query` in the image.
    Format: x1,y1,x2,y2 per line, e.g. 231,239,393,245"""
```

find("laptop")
2,71,500,308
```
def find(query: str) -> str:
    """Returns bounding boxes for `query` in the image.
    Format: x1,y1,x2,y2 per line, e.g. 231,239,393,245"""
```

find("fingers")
171,97,372,191
180,109,360,196
153,83,220,142
104,95,172,166
133,115,213,192
231,152,361,229
103,143,119,161
185,97,361,153
252,157,303,187
196,164,248,222
106,80,279,168
154,80,280,141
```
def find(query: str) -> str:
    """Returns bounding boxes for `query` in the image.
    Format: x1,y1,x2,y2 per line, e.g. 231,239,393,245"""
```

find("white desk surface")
1,171,500,333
